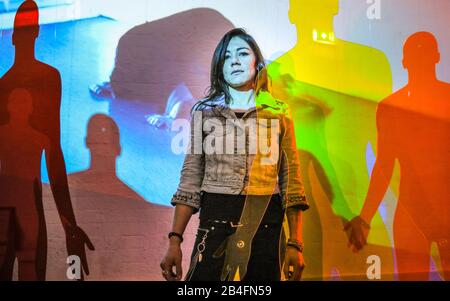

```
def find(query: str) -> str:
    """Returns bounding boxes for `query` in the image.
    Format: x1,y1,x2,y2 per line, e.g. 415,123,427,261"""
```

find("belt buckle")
230,222,243,228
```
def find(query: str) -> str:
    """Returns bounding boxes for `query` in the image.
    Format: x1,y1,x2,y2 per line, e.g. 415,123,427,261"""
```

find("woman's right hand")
160,242,183,281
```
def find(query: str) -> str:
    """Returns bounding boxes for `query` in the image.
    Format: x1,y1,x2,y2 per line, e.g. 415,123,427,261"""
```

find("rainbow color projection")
0,0,448,281
268,0,449,280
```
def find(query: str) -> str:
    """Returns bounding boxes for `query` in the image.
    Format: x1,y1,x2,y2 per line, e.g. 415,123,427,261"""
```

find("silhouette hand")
283,247,305,281
65,224,95,280
213,232,251,281
145,114,173,130
344,216,370,252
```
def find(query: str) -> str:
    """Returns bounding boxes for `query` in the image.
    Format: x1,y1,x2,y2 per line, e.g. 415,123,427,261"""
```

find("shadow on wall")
106,8,234,113
42,114,198,280
268,0,395,280
352,31,450,280
0,0,93,281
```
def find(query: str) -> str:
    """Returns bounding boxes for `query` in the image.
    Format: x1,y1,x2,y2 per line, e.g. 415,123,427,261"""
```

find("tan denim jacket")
171,92,309,213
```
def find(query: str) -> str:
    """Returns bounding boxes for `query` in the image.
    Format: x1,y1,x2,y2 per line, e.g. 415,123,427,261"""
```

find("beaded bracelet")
168,232,184,243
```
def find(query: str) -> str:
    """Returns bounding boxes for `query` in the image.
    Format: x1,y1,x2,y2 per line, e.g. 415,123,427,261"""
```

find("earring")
257,63,265,73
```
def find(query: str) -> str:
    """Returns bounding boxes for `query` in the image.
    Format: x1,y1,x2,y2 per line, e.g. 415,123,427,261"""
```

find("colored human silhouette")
268,0,395,279
0,89,49,280
0,0,93,281
41,114,196,279
348,32,450,280
270,0,392,101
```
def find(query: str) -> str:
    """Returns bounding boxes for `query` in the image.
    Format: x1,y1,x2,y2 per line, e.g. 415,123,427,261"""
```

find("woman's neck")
228,87,255,110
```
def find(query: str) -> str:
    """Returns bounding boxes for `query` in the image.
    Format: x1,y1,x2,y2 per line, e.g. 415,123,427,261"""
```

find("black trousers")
186,192,284,281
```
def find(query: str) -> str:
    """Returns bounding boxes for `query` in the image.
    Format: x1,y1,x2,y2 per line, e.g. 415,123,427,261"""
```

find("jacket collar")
212,93,279,119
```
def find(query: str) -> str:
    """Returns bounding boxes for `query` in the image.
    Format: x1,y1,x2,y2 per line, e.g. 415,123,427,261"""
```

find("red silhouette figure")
0,89,49,280
0,0,93,281
346,32,450,280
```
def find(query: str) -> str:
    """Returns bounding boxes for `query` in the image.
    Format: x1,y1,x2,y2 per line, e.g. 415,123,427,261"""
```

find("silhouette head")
289,0,339,26
7,88,33,120
402,32,440,73
12,0,40,47
85,114,121,158
111,9,234,106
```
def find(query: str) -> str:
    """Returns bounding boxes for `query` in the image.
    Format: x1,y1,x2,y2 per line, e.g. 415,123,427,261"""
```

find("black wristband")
168,232,183,243
287,239,304,253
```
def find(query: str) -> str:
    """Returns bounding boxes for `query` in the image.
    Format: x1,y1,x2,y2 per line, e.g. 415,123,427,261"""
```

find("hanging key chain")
197,228,210,262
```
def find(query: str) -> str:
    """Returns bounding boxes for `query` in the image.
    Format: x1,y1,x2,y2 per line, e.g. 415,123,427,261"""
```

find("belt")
205,219,243,228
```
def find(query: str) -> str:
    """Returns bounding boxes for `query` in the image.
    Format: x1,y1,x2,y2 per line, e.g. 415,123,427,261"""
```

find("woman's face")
222,36,257,90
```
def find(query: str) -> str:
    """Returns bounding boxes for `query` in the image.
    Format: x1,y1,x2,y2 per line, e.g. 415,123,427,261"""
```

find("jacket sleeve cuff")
281,194,310,211
170,190,201,214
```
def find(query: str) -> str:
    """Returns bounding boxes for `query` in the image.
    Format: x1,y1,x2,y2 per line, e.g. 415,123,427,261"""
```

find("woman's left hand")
283,247,305,281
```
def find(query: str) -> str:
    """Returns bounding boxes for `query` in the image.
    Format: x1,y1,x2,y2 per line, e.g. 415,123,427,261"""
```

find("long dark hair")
193,28,268,111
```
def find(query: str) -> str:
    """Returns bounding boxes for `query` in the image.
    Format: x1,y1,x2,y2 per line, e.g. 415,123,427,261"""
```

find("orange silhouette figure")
348,32,450,280
0,0,93,280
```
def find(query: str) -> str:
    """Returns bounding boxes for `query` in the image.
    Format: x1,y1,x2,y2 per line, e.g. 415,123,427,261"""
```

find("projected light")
313,29,335,45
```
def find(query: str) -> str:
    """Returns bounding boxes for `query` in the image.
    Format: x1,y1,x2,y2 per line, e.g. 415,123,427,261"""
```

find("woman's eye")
225,55,231,60
239,52,249,57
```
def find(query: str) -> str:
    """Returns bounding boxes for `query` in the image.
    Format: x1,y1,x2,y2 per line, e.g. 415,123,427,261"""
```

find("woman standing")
160,28,308,281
